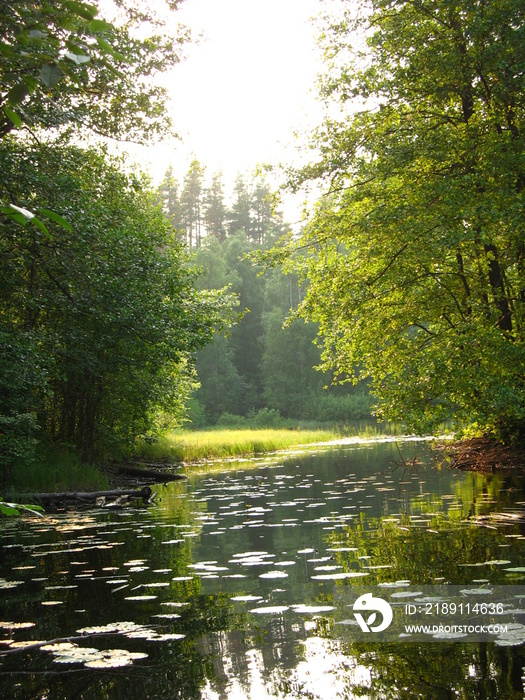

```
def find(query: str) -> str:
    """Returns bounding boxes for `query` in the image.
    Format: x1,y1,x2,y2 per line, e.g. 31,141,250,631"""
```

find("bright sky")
138,0,325,221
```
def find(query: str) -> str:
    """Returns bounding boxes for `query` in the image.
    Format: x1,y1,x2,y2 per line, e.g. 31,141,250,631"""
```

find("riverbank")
2,428,345,496
10,426,521,499
440,437,525,474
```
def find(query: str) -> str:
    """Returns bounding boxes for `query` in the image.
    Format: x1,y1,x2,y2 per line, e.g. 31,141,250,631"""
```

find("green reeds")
137,427,338,463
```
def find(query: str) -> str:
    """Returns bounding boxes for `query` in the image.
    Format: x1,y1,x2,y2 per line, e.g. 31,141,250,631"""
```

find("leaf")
5,203,34,220
17,504,45,517
7,82,29,105
89,19,113,33
96,37,127,62
4,107,22,128
40,64,63,88
40,208,73,232
1,206,27,225
63,0,99,21
31,216,52,239
96,36,116,55
65,51,90,65
0,504,20,517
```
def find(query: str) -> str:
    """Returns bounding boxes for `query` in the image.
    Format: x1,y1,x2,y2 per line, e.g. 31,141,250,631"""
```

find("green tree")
261,307,322,418
281,0,525,441
251,177,280,245
204,170,228,242
228,174,253,237
0,0,186,142
0,140,233,469
181,159,205,248
157,165,182,233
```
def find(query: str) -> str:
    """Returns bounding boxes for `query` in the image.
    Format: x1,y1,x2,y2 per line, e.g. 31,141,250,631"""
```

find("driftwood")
10,486,153,506
115,464,185,482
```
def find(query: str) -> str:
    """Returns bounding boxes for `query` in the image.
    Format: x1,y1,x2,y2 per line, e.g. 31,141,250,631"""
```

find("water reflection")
1,439,525,698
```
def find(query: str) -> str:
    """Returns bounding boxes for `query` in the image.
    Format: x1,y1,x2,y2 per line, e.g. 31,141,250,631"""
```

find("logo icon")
353,593,393,633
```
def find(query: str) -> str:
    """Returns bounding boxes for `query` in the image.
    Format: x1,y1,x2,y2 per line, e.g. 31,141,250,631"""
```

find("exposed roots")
440,437,525,473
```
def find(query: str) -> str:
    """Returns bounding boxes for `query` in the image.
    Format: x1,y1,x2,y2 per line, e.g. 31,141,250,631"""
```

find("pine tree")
158,166,182,234
181,159,205,248
204,171,227,242
228,174,252,237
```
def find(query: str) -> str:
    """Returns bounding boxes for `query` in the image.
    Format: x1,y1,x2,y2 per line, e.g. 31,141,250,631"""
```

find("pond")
1,437,525,699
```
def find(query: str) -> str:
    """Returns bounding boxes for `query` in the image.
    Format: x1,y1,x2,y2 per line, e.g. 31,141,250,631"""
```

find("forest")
156,162,372,427
1,0,524,490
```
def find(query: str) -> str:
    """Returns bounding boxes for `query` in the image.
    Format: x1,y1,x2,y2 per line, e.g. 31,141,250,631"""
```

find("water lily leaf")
311,572,369,580
292,605,335,614
0,621,35,630
259,570,288,579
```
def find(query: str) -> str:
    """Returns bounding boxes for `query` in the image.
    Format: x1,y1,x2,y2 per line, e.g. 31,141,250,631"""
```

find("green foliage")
0,0,186,142
190,227,374,425
0,498,44,517
0,139,235,476
6,445,109,493
278,0,525,442
0,2,239,490
315,392,373,423
137,427,338,463
158,165,289,249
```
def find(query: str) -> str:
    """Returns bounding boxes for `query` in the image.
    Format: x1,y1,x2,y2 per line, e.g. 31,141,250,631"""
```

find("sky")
133,0,326,223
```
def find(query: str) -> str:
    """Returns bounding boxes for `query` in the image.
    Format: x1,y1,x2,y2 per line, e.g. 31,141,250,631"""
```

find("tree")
281,0,525,441
251,177,276,245
228,174,253,237
0,0,186,143
204,170,228,242
181,159,205,248
0,139,234,468
158,166,182,233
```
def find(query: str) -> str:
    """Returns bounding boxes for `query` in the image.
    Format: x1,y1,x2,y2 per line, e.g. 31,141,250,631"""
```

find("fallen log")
10,486,153,504
115,464,185,482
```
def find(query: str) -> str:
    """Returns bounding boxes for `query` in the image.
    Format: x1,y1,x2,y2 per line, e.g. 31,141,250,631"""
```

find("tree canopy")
0,0,186,142
279,0,525,442
0,140,234,469
0,1,238,484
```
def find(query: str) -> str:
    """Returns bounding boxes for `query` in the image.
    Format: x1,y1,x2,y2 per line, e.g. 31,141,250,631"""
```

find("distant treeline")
156,166,374,427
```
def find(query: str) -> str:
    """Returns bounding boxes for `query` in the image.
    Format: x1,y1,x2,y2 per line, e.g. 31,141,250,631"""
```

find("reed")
137,427,338,463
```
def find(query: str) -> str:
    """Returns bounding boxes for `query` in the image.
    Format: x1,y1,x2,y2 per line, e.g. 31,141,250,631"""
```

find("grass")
5,447,110,496
4,422,403,495
136,427,340,463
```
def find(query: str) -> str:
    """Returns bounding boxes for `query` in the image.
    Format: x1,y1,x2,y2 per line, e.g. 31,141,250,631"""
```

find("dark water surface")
1,438,525,699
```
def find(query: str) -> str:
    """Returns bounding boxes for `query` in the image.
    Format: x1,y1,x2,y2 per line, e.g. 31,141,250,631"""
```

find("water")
1,438,525,699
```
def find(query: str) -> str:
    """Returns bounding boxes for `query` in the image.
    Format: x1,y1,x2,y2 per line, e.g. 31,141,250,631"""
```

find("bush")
247,408,282,427
315,393,373,422
216,412,247,427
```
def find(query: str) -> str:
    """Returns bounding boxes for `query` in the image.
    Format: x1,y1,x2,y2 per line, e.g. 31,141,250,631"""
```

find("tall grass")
6,447,109,495
137,427,339,463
